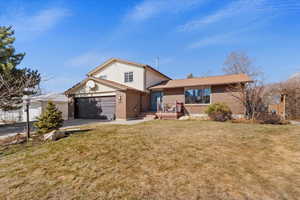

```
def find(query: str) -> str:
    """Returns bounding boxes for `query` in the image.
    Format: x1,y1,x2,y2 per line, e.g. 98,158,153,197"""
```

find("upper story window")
99,75,107,79
124,72,133,83
185,88,211,104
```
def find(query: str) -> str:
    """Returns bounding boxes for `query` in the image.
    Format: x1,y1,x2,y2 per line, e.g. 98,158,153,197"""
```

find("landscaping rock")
1,133,26,146
179,115,210,121
179,116,190,120
43,130,66,141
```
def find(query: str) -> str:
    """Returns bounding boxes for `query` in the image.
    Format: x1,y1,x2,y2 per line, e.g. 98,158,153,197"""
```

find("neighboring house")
0,93,68,123
26,93,69,121
267,76,300,120
65,58,252,120
269,88,300,120
0,109,23,123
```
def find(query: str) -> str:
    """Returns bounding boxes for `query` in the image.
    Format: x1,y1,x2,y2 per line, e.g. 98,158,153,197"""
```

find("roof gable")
87,58,171,80
87,58,146,76
65,77,143,95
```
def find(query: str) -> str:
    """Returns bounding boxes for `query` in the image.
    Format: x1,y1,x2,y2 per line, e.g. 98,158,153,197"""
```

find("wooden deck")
156,112,184,120
155,102,184,120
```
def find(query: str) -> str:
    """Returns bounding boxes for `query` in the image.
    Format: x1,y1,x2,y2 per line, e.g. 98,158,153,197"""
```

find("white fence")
0,109,23,123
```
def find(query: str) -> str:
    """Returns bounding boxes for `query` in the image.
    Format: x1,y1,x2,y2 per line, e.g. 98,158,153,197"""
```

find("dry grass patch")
0,120,300,200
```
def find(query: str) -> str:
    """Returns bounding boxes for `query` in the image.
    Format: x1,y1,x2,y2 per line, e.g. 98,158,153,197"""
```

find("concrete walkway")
290,120,300,125
0,119,151,139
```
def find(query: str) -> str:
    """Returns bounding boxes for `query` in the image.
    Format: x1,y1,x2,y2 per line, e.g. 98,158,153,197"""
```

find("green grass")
0,120,300,200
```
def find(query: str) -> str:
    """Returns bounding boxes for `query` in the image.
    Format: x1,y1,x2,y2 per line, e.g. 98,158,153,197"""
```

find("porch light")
23,88,33,140
118,95,122,103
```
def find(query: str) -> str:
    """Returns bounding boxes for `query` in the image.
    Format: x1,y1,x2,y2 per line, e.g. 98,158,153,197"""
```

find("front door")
151,92,163,111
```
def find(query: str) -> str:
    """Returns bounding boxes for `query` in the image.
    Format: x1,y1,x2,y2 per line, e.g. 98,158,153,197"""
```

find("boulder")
43,130,66,141
178,116,190,120
2,134,26,146
178,115,210,121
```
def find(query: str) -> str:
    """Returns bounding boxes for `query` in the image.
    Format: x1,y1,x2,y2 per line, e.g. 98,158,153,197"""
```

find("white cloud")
187,32,236,49
180,0,267,32
125,0,208,22
186,22,264,49
64,52,110,68
179,0,300,32
22,8,71,32
0,7,71,40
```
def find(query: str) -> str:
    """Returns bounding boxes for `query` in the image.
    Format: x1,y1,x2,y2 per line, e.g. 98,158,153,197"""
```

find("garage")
75,96,116,120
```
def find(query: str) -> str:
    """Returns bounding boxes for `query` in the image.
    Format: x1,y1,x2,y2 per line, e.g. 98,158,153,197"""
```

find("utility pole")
155,56,160,70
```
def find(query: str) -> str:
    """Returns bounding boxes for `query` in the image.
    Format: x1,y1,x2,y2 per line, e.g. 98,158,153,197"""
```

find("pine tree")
0,26,41,110
0,26,25,71
34,102,64,134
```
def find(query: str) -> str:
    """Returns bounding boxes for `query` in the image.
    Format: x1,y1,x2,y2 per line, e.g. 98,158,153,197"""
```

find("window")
99,75,107,79
185,88,211,104
124,72,133,82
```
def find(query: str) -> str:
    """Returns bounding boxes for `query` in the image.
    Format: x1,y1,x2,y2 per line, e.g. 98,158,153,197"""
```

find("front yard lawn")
0,120,299,200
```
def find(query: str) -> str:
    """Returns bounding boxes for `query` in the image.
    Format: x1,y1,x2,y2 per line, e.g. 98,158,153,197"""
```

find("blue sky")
1,0,300,92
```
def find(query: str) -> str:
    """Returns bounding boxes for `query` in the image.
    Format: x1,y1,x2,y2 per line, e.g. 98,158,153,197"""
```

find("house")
25,93,69,121
267,75,300,120
269,88,300,120
65,58,252,120
0,93,68,123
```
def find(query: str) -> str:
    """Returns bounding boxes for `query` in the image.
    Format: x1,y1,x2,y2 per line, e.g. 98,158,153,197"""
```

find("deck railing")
157,100,184,113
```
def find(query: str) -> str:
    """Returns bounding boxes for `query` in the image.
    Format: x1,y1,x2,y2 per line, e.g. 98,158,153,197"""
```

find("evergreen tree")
0,26,25,71
34,102,64,134
0,26,41,110
187,73,194,78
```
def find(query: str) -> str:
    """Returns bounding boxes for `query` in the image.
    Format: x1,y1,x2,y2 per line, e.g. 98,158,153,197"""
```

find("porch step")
137,112,157,120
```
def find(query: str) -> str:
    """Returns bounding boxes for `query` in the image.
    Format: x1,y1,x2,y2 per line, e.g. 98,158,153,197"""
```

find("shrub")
205,103,232,122
256,112,284,125
34,101,64,134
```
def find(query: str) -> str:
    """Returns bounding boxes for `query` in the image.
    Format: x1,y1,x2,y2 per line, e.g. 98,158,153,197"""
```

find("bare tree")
223,51,266,119
0,69,40,110
266,74,300,99
227,82,265,120
223,51,261,78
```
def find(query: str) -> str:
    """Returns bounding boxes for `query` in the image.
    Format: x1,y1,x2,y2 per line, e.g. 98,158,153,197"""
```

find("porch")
155,101,184,120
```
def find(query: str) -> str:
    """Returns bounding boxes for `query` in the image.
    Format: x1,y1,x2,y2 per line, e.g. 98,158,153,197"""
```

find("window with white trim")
124,72,133,83
185,88,211,104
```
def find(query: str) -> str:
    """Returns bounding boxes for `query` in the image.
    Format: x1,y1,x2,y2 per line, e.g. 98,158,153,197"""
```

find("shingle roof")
149,74,252,89
30,93,68,102
87,58,171,80
65,77,144,95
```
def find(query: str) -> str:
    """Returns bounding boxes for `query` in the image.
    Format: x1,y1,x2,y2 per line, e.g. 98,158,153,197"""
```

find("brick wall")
141,93,150,112
162,88,184,104
211,85,244,114
68,96,75,120
116,91,127,120
125,90,141,119
161,84,245,115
